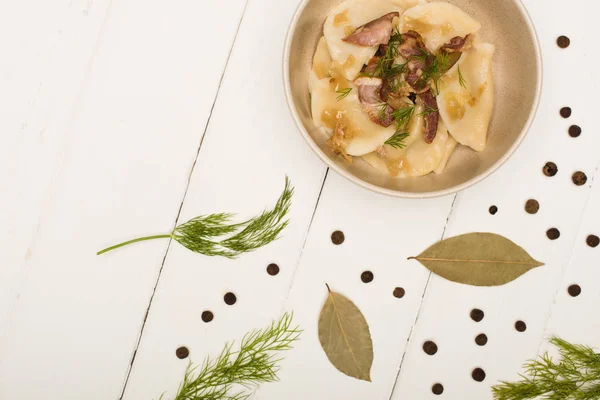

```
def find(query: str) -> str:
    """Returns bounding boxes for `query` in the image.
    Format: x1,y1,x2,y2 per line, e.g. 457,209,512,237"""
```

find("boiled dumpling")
324,0,426,80
311,77,396,156
403,119,451,176
361,106,452,177
398,2,481,52
434,135,457,174
438,43,495,151
310,37,333,93
361,102,424,173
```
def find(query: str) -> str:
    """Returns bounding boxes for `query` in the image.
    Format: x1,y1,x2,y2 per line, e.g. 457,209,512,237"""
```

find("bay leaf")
409,232,544,286
318,285,373,382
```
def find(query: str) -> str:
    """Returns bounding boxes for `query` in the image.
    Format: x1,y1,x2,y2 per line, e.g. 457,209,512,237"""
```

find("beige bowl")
283,0,542,198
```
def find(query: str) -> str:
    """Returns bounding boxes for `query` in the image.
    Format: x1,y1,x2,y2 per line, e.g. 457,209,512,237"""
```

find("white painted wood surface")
1,0,599,399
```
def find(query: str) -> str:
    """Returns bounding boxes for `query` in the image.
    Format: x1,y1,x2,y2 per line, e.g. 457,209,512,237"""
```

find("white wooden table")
1,1,599,399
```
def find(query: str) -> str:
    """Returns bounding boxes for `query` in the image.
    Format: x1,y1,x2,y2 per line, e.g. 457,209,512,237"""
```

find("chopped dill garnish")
368,28,404,79
458,65,467,89
418,106,439,117
384,132,410,149
377,103,389,120
387,62,407,77
391,105,415,129
336,87,352,101
426,51,450,94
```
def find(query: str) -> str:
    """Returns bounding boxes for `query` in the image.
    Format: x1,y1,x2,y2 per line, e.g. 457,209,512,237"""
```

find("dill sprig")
369,28,404,79
384,132,410,149
377,103,390,120
161,313,301,400
458,65,467,89
418,106,439,117
97,178,294,258
382,27,402,64
492,337,600,400
336,87,352,101
391,105,415,130
424,51,449,95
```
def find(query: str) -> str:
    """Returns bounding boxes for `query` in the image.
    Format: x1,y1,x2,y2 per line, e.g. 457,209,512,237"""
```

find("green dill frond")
492,337,600,400
97,178,294,258
427,52,449,95
419,51,460,94
458,65,467,89
384,132,410,149
418,106,439,117
167,313,301,400
336,87,352,101
391,105,415,129
387,62,406,77
410,48,429,62
383,63,407,91
389,27,403,46
218,178,293,256
436,51,449,71
369,30,404,78
377,103,389,120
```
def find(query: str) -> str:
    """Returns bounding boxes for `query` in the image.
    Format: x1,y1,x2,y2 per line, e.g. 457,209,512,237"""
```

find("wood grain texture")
392,0,600,396
0,0,249,398
1,0,599,399
120,0,329,397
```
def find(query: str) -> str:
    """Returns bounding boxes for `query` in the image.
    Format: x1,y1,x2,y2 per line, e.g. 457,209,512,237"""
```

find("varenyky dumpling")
361,105,453,176
438,43,495,151
434,135,457,174
398,2,481,52
310,0,494,179
311,77,397,157
310,37,333,93
323,0,426,80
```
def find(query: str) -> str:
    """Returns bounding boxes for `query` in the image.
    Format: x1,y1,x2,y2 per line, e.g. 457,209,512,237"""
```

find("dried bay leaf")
318,285,373,382
409,232,544,286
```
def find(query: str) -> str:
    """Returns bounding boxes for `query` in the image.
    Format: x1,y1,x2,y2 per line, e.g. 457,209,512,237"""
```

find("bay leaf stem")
97,234,173,255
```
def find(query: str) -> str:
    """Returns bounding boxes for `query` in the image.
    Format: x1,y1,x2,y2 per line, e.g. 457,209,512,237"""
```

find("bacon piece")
419,90,439,143
354,77,394,127
397,30,431,60
440,34,473,53
396,30,433,93
405,72,430,94
343,12,400,47
381,71,411,103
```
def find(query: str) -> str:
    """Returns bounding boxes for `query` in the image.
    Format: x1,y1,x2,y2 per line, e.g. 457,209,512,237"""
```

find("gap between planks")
251,167,330,400
387,193,458,400
283,168,329,303
117,1,250,398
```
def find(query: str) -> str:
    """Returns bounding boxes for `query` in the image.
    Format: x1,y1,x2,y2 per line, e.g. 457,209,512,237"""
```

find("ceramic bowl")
283,0,542,198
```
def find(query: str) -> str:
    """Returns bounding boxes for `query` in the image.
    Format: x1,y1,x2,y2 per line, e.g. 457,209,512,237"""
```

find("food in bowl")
309,0,495,178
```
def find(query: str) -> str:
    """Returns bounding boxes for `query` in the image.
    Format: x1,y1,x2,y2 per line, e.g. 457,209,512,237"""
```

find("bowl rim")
283,0,543,198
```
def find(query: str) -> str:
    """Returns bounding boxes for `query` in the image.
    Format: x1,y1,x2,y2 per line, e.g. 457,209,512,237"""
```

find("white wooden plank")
541,165,600,349
0,0,112,345
392,0,600,397
0,1,246,399
120,0,329,397
256,173,454,399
